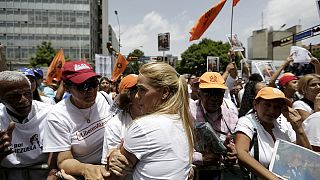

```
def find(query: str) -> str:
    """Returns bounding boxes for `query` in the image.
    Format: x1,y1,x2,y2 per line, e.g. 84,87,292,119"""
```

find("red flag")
189,0,227,41
111,53,128,82
46,48,65,84
232,0,240,7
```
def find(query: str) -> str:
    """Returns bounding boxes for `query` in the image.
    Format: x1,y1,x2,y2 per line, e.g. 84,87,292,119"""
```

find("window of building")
48,11,55,22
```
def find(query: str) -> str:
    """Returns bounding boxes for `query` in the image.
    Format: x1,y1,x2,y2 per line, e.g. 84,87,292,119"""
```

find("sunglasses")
74,79,99,91
200,89,225,97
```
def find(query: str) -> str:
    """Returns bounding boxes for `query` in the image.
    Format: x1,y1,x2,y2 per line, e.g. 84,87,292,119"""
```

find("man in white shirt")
0,71,52,180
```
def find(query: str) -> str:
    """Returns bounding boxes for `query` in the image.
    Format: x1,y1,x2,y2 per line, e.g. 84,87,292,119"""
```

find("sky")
108,0,320,58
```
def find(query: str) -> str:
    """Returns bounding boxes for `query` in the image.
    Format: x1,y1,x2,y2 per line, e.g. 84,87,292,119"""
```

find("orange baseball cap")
199,72,227,89
255,87,292,106
119,74,138,93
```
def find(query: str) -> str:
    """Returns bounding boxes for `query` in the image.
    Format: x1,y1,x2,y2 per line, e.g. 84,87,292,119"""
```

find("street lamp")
114,10,120,53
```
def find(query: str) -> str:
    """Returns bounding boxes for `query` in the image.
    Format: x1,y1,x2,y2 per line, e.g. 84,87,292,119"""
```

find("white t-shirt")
0,100,52,180
101,110,132,164
123,114,190,180
40,95,56,105
43,92,112,164
235,113,296,168
293,100,313,114
303,112,320,147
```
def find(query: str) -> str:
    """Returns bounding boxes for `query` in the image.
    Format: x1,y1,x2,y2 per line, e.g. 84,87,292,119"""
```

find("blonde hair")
139,62,194,162
298,74,320,95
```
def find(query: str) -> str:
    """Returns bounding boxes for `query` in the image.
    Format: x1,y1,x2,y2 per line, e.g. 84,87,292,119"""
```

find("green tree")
30,41,56,67
176,38,233,76
312,50,320,59
124,49,145,75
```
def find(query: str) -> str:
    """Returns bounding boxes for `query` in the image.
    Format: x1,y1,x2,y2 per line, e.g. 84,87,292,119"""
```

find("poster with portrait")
253,61,276,82
290,46,311,64
158,32,170,51
226,34,244,51
269,139,320,180
207,56,219,72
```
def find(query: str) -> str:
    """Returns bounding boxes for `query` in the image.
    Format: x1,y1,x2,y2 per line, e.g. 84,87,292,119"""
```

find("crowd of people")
0,50,319,180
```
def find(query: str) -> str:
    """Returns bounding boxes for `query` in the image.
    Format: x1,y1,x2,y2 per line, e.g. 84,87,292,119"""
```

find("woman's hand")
281,106,302,130
108,149,133,176
82,164,109,180
223,135,237,166
314,93,320,112
284,55,294,67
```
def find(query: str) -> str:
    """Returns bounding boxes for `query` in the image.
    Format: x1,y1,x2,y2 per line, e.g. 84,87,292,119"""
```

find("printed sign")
158,33,170,51
226,34,244,51
254,61,276,82
95,54,112,77
269,139,320,180
290,46,311,64
207,56,219,72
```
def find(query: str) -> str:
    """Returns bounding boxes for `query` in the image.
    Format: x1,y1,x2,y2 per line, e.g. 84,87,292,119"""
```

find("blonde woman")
293,74,320,121
115,62,194,179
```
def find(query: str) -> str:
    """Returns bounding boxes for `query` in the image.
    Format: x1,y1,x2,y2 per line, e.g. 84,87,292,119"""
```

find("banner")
158,33,170,51
95,54,112,77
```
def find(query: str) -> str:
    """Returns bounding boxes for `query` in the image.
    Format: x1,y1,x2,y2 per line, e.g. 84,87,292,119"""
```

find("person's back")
124,114,190,179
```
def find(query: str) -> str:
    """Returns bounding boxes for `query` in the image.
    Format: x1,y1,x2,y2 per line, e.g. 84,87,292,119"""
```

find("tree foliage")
30,41,56,67
123,49,145,75
176,38,233,76
312,50,320,59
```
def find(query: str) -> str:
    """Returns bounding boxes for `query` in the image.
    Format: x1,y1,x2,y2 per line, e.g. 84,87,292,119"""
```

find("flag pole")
230,4,234,39
230,3,235,63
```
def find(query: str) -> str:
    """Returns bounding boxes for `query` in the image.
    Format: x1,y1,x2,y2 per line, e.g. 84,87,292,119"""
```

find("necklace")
76,106,93,123
70,97,93,123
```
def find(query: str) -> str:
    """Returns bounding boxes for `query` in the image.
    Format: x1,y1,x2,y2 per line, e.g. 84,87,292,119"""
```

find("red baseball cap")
279,73,298,86
62,61,100,84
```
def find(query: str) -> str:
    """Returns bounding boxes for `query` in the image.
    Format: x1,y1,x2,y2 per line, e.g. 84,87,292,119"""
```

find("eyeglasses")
74,79,99,91
200,89,225,98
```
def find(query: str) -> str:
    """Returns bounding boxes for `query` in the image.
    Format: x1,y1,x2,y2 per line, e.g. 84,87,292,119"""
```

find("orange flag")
189,0,227,41
111,53,128,82
46,48,65,84
233,0,240,7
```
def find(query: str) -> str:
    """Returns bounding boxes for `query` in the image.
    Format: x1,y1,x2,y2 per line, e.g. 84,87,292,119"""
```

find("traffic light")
279,37,293,46
156,56,163,61
127,56,139,61
313,26,320,35
313,26,320,33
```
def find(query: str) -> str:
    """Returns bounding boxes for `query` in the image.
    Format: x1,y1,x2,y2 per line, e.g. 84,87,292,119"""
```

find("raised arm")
309,54,320,75
269,55,293,87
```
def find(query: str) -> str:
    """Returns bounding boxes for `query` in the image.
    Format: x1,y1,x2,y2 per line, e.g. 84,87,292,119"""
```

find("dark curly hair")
239,81,259,117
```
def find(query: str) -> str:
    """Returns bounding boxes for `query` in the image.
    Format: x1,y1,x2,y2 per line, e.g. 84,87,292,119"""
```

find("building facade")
248,25,302,61
0,0,109,69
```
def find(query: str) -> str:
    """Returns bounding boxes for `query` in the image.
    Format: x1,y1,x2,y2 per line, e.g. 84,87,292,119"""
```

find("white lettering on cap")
74,64,90,71
272,88,282,94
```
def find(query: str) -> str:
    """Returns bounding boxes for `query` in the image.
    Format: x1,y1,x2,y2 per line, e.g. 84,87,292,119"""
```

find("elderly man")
0,71,52,180
190,72,238,179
